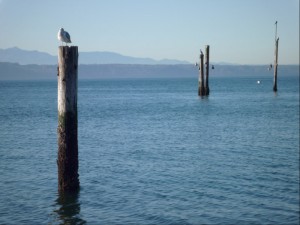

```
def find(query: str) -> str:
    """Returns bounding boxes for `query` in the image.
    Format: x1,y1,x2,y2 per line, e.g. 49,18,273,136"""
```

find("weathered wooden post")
273,37,279,92
204,45,210,95
57,46,79,192
198,51,205,96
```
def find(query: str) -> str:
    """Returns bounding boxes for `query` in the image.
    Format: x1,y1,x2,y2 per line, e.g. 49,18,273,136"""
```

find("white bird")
57,28,71,45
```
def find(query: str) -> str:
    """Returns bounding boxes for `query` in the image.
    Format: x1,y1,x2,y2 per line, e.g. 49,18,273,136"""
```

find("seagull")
200,49,203,55
57,28,71,46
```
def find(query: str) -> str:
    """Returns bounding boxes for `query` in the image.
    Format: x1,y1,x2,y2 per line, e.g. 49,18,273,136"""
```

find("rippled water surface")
0,76,299,224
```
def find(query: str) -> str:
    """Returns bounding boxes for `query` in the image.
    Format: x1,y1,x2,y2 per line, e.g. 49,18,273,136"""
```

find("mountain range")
0,47,190,65
0,47,298,80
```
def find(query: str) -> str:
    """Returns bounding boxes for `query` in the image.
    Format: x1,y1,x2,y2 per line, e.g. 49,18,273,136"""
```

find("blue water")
0,75,299,224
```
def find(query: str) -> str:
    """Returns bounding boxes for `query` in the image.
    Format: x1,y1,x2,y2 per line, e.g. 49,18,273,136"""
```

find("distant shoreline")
0,62,299,80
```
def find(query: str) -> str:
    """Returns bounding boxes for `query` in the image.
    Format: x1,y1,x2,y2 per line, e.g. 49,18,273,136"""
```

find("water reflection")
53,190,86,225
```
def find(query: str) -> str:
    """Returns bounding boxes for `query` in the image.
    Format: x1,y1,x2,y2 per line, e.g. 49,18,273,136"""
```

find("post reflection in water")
53,190,86,225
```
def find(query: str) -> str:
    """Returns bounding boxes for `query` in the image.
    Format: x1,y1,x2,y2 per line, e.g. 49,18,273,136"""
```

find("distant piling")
198,51,205,96
57,46,79,192
204,45,210,95
273,37,279,92
197,46,210,96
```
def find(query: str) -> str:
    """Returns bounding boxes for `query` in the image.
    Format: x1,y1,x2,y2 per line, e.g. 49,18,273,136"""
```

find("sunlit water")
0,75,299,224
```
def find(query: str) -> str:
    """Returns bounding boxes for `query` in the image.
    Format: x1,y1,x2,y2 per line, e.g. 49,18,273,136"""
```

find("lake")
0,75,299,224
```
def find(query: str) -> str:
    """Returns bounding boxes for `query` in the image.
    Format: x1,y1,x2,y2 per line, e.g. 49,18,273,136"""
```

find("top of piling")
58,45,78,48
58,46,78,61
58,46,78,51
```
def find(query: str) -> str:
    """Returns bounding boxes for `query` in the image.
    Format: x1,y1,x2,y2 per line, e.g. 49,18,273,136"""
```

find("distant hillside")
0,63,195,80
0,47,57,65
0,47,189,65
0,62,55,80
0,62,298,80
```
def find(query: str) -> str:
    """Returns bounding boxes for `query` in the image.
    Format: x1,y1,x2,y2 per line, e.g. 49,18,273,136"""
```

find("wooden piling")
198,51,205,96
273,38,279,92
57,46,79,192
204,45,210,95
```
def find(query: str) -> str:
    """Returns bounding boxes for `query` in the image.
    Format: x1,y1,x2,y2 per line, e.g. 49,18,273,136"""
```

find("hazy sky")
0,0,299,64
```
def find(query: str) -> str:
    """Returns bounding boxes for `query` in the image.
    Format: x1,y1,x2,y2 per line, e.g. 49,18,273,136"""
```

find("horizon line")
1,46,299,66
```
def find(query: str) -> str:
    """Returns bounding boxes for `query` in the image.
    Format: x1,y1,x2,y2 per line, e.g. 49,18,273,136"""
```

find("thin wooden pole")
273,38,279,92
198,51,205,96
57,46,79,192
205,45,210,95
275,21,278,43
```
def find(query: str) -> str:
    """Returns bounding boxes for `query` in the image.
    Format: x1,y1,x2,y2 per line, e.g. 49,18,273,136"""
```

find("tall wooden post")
57,46,79,192
273,37,279,92
205,45,210,95
198,51,205,96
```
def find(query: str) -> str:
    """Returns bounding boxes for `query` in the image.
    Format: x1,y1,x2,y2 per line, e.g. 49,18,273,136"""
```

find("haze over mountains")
0,47,190,65
0,47,298,80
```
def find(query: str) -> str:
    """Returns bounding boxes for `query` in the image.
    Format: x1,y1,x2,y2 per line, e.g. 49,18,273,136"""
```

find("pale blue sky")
0,0,299,64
